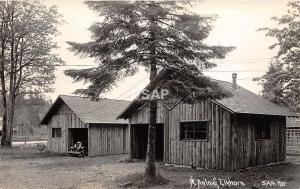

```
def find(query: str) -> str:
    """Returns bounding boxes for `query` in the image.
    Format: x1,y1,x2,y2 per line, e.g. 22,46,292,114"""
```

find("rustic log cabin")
40,95,130,156
118,74,295,170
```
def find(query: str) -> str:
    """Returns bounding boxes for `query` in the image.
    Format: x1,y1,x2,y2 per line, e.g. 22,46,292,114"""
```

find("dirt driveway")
0,147,300,189
0,147,141,189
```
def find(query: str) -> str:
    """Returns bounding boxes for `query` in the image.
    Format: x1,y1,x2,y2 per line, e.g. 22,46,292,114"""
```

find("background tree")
257,1,300,112
65,1,233,181
0,0,63,146
13,93,51,138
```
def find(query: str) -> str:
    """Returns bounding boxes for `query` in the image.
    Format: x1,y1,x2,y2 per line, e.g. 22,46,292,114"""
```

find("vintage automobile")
68,141,87,158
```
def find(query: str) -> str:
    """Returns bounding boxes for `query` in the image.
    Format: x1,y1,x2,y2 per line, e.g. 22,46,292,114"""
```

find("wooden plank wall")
166,99,286,170
47,103,87,153
231,115,286,170
88,124,129,156
167,100,233,170
130,102,164,124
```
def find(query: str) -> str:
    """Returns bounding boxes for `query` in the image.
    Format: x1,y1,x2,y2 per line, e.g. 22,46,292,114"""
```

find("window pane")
180,121,208,140
52,128,62,138
185,131,194,139
195,132,207,139
195,123,207,132
184,125,193,132
56,128,62,137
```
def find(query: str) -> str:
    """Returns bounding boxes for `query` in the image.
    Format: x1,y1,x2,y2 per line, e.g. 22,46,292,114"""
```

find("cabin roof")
118,78,295,119
40,95,130,125
213,80,294,116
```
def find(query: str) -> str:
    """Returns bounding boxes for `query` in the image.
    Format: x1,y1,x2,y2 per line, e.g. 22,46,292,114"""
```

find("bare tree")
0,0,63,146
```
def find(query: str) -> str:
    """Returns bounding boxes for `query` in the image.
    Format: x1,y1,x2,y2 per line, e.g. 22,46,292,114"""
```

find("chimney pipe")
232,73,237,89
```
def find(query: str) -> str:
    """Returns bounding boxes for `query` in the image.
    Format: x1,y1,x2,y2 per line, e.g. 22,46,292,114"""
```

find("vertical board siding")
127,98,286,170
231,115,286,170
166,99,286,170
47,112,86,154
168,100,233,170
88,124,129,156
46,101,129,157
130,102,165,124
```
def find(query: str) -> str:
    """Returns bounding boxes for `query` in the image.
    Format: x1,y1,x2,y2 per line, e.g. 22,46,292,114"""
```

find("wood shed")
40,95,130,156
286,117,300,153
118,74,295,170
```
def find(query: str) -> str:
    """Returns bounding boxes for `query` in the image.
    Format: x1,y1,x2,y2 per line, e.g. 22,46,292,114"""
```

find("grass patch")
0,147,64,160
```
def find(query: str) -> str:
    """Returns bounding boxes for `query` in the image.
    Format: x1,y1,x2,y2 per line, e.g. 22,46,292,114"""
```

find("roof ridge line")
59,94,130,102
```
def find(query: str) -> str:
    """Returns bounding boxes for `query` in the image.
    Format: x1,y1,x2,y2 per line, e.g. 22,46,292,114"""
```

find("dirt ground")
0,147,300,189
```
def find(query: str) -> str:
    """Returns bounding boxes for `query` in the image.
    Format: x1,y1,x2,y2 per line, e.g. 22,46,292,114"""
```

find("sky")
45,0,290,101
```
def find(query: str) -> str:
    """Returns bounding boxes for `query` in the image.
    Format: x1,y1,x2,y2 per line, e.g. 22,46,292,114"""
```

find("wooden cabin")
286,117,300,153
118,74,295,170
40,95,130,156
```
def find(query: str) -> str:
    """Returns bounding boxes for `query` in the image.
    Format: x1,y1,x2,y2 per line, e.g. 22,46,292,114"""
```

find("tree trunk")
4,9,16,146
5,94,15,146
145,63,158,179
145,98,158,178
0,18,8,146
145,4,158,179
0,48,7,146
1,111,8,146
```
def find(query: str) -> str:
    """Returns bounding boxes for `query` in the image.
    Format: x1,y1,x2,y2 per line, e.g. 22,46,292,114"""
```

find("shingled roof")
40,95,130,125
213,80,294,116
118,78,295,118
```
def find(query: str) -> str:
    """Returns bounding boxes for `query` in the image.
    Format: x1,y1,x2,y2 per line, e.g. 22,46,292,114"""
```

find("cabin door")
132,124,164,160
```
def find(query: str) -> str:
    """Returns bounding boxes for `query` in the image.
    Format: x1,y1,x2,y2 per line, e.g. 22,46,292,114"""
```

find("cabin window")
180,121,208,140
52,128,62,138
255,119,271,140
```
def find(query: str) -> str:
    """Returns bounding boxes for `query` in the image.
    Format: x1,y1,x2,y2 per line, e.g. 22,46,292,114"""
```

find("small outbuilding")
118,74,295,170
40,95,130,156
286,117,300,153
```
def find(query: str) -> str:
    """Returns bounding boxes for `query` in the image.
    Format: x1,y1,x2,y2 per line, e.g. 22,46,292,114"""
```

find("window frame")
179,120,209,141
52,128,62,138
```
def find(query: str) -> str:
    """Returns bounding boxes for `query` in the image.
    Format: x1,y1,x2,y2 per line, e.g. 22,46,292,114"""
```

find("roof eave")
117,100,136,119
117,99,144,119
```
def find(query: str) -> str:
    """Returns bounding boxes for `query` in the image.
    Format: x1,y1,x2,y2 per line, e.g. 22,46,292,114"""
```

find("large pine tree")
65,1,233,180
